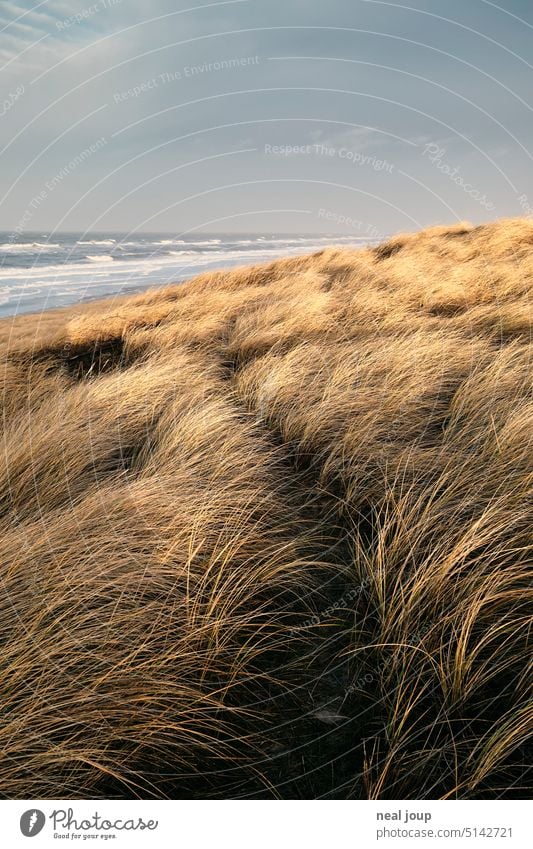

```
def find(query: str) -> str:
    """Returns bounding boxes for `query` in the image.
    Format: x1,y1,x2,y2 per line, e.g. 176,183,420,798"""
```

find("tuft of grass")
0,217,531,798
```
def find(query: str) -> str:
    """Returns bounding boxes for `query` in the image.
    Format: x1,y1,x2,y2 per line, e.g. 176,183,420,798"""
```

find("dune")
0,218,531,799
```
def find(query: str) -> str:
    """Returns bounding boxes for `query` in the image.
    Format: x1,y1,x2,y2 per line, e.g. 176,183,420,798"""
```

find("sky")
0,0,532,235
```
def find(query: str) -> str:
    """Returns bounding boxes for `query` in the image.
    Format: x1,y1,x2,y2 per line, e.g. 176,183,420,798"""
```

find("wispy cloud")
0,0,530,232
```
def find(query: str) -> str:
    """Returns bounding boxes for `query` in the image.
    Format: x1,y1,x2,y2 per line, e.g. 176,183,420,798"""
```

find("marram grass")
0,218,531,798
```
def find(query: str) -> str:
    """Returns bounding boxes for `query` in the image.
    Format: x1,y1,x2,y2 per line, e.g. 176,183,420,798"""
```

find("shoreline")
0,233,378,321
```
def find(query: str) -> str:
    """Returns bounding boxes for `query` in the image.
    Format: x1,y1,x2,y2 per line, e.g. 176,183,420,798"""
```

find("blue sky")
0,0,532,234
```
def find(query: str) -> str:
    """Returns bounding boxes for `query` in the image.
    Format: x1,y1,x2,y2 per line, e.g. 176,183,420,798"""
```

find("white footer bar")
1,799,530,849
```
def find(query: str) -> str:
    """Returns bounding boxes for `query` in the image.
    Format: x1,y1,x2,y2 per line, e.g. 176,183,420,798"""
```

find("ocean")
0,232,377,319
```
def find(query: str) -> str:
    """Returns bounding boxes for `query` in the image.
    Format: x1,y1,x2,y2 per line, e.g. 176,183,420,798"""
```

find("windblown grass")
0,218,531,798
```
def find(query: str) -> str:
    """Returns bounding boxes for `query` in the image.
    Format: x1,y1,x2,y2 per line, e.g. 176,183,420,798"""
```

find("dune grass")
0,217,531,798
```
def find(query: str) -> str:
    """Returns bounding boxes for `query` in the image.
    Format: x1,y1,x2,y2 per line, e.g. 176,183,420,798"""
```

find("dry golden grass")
0,217,531,799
